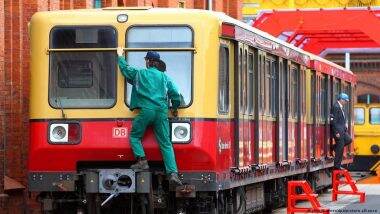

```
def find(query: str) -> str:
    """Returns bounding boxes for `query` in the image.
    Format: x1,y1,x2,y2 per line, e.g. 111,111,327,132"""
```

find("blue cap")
145,51,160,61
339,93,349,101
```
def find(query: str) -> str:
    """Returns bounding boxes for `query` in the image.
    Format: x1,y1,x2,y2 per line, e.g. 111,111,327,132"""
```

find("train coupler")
175,185,196,198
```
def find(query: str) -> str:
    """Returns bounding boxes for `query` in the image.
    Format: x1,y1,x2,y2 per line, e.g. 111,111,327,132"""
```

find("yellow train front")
28,7,356,213
350,101,380,172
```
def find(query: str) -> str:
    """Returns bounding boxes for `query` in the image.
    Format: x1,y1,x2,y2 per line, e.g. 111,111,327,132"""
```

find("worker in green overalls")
117,47,182,186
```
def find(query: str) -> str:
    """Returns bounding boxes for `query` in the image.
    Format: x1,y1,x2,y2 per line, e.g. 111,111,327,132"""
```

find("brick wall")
0,0,242,212
356,71,380,96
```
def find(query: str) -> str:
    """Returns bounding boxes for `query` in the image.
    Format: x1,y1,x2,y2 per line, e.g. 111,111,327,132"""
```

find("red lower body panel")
29,120,230,172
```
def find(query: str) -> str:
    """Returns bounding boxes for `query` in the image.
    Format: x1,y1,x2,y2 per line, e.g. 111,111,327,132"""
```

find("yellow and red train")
28,8,356,213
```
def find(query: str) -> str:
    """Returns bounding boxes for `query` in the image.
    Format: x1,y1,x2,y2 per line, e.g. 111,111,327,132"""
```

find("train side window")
259,55,265,114
290,65,298,119
239,48,243,112
270,58,277,117
248,52,254,115
218,46,229,114
49,26,117,108
370,108,380,124
354,108,365,125
301,70,306,116
243,50,248,114
311,72,316,121
333,79,341,101
265,59,270,115
321,74,328,121
317,76,321,120
343,82,351,125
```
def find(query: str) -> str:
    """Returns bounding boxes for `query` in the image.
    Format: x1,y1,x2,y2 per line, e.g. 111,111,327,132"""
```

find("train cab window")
218,46,229,114
49,26,117,108
354,108,365,125
125,26,193,107
370,108,380,124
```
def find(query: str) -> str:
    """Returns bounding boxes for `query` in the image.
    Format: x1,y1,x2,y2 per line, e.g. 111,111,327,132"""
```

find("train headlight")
49,122,81,144
50,124,68,143
117,14,128,23
171,122,191,143
371,144,380,154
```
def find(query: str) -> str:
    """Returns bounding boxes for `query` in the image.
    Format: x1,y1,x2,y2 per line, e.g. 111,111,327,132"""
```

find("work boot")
130,157,149,171
168,173,183,186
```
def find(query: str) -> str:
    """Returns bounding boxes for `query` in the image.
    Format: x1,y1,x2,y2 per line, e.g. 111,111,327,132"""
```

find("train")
28,7,356,213
349,95,380,172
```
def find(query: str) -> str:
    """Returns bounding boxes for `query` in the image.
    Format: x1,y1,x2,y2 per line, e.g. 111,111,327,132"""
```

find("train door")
299,66,307,160
287,62,300,161
329,78,341,157
235,43,254,167
242,46,252,166
277,58,287,162
217,39,234,170
257,50,265,164
310,71,317,159
318,74,328,158
263,54,277,164
247,47,256,165
341,81,352,160
316,74,323,158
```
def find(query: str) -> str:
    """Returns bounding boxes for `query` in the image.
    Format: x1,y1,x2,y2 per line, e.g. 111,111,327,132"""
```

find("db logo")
112,127,128,138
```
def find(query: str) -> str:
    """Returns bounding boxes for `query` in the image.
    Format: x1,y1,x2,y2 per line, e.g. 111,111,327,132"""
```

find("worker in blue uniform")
117,47,182,186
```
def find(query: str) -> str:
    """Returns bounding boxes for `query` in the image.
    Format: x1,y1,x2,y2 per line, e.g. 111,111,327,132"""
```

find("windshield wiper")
55,97,66,119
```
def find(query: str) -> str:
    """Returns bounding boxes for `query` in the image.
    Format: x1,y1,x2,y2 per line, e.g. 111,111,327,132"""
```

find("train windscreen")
125,26,193,107
48,26,117,108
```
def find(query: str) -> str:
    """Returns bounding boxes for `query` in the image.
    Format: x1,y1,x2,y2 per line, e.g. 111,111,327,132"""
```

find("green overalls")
118,56,181,174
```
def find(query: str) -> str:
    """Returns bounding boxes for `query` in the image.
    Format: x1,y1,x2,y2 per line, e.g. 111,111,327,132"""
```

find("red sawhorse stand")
287,180,330,214
332,169,365,203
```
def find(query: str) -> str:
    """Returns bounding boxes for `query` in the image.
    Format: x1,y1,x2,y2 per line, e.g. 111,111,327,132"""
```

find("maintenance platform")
275,172,380,213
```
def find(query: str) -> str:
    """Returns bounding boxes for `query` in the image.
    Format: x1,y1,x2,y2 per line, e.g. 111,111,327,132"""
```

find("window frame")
289,64,299,119
248,51,255,116
48,25,118,109
354,107,365,125
124,24,195,108
369,107,380,125
320,74,328,122
218,44,230,114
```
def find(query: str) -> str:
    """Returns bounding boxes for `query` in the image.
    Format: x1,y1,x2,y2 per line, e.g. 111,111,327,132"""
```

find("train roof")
32,7,355,82
309,54,356,83
213,10,355,82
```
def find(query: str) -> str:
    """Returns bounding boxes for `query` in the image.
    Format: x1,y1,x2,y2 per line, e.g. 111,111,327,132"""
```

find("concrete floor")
274,173,380,214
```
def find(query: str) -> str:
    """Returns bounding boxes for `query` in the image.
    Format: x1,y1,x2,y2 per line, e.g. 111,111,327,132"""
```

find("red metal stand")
332,169,365,203
252,8,380,55
287,180,330,214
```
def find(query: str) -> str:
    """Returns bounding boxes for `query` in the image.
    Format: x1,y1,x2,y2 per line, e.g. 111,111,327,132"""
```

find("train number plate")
112,127,128,138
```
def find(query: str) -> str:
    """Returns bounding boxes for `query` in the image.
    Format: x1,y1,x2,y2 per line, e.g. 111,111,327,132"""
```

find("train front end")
28,8,225,212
